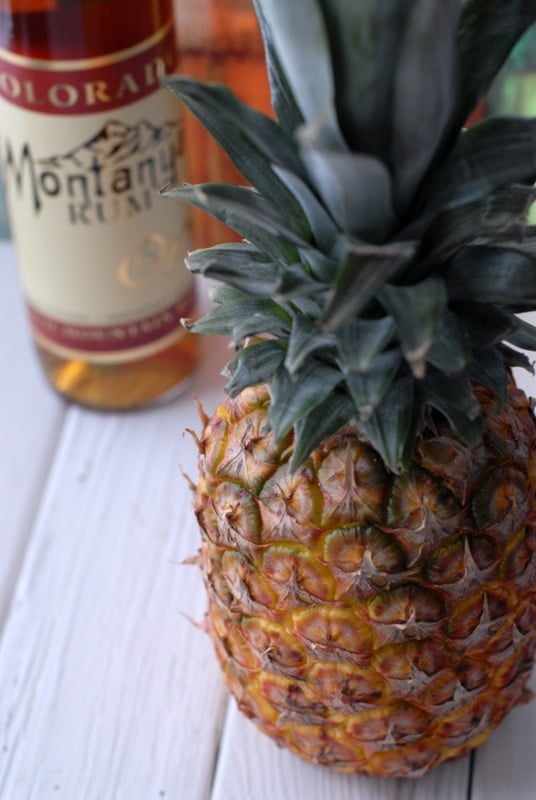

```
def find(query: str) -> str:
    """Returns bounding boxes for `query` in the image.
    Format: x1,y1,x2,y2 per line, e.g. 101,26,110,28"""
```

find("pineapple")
165,0,536,778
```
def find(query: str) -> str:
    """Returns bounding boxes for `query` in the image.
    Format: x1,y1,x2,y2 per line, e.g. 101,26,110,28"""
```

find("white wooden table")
1,238,536,799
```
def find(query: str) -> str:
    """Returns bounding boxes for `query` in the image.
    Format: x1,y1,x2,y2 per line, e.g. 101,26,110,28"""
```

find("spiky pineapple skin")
194,381,536,778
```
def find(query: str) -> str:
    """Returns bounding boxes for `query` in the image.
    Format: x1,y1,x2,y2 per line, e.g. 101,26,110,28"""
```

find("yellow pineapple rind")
195,382,536,778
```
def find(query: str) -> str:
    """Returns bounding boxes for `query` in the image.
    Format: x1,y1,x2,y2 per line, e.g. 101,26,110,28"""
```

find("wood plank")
0,243,65,623
211,703,470,800
0,331,231,799
470,670,536,800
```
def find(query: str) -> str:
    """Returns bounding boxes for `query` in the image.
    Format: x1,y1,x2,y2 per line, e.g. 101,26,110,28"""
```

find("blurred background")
0,1,534,242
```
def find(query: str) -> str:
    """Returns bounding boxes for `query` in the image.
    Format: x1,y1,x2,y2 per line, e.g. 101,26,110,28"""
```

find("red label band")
0,24,177,115
28,288,195,353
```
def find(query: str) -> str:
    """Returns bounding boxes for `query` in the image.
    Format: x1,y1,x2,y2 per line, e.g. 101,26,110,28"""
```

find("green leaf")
434,406,484,448
499,343,535,372
290,390,355,470
490,227,536,262
358,376,417,474
224,340,286,396
269,359,343,441
276,264,331,304
446,245,536,309
420,367,483,446
186,243,278,297
335,316,396,372
414,184,536,281
300,148,398,241
164,77,307,197
254,0,346,149
273,166,341,253
210,286,248,304
163,183,306,263
465,347,508,408
378,277,448,378
285,315,335,375
252,0,304,133
188,289,292,342
275,263,330,301
453,302,517,346
508,314,536,350
317,0,414,159
426,311,472,374
423,118,536,212
391,0,461,210
345,350,402,421
300,247,343,284
449,184,534,241
521,226,536,253
322,240,417,331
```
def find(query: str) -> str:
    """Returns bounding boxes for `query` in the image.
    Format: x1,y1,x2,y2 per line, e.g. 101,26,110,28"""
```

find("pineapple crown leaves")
164,0,536,474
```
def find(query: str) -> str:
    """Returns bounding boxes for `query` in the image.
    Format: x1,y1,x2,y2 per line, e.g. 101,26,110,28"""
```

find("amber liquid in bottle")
175,0,272,248
0,0,198,410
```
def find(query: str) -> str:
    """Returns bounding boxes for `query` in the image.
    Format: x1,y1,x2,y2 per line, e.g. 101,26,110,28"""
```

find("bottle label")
0,22,195,363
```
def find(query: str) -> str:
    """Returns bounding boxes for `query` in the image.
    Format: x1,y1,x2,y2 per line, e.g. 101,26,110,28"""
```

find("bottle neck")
0,0,174,59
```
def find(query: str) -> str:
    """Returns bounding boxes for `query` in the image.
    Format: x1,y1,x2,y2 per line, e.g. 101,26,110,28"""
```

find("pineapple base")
194,383,536,778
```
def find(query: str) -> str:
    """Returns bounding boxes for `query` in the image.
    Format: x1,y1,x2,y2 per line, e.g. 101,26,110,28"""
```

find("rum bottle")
0,0,198,410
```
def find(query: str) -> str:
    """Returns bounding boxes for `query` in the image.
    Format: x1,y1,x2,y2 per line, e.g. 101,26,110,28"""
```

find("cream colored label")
0,39,194,362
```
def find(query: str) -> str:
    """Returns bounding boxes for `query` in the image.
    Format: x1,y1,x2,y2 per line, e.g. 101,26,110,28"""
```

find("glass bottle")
174,0,272,248
0,0,198,410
